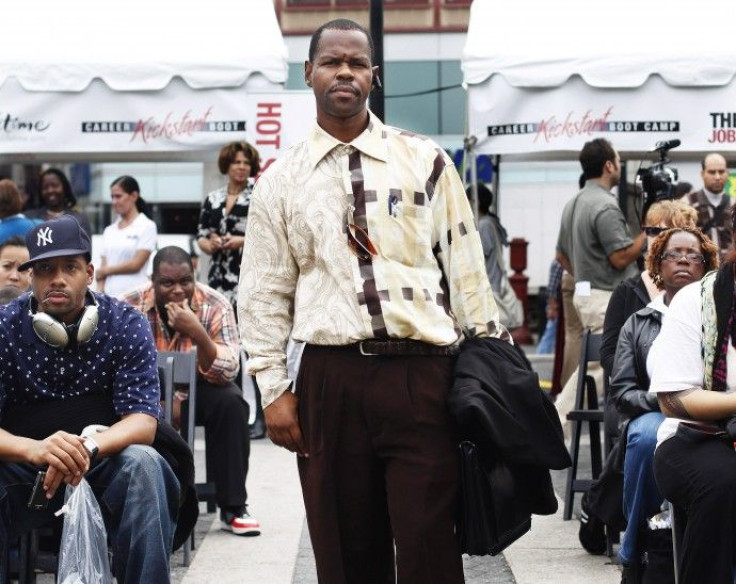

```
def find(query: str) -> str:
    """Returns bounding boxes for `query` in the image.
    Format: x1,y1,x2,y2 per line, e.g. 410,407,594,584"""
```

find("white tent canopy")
0,0,302,161
463,0,736,156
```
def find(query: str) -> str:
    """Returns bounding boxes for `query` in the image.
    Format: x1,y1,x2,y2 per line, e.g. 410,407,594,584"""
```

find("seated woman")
600,200,698,377
650,206,736,584
560,201,697,435
0,235,31,292
611,227,717,576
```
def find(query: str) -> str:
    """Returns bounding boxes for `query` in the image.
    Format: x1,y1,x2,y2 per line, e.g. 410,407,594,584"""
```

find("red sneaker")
220,509,261,536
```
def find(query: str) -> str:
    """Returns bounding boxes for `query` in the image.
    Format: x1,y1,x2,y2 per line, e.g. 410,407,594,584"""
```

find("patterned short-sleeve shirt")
0,291,161,419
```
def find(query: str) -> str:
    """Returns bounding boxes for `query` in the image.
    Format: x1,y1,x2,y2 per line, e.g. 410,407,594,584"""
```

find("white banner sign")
0,79,314,161
468,75,736,155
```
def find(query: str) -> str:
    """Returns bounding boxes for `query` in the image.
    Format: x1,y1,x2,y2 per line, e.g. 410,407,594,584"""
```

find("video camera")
636,139,680,209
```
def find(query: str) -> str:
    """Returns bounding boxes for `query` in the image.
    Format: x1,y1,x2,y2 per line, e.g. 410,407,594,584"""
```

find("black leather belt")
352,338,460,357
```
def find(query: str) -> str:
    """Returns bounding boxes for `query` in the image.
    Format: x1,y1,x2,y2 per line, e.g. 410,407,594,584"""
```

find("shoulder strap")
701,270,719,391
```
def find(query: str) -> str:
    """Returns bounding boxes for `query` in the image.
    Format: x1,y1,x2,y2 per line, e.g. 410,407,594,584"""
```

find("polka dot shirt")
0,292,161,420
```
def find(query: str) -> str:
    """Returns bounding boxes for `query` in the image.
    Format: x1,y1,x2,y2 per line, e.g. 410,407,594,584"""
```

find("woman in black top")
197,141,260,310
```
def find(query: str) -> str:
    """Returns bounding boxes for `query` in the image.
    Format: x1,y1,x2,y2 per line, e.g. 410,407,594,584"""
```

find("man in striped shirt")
239,18,506,583
123,246,259,537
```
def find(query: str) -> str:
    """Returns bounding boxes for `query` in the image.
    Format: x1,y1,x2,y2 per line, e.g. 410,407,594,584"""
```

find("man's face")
607,151,621,185
153,261,195,309
701,154,728,193
31,255,93,324
304,28,377,125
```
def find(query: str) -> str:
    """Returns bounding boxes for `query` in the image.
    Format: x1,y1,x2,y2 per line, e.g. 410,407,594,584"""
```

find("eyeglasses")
643,226,668,237
661,250,705,264
346,205,378,261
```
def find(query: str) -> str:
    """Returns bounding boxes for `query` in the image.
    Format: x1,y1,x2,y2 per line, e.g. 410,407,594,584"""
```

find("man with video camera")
555,138,646,429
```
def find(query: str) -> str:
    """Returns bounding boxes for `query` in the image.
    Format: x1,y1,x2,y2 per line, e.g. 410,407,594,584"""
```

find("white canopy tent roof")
463,0,736,157
0,0,305,161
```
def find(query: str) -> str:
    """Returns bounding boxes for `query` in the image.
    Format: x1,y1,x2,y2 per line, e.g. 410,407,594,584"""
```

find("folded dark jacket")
449,337,571,470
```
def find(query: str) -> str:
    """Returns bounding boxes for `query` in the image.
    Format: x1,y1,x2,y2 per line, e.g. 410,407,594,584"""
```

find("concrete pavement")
176,430,621,584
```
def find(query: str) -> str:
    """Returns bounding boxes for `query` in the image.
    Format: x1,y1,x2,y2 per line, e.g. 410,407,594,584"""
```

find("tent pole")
370,0,385,122
463,135,478,220
492,154,501,215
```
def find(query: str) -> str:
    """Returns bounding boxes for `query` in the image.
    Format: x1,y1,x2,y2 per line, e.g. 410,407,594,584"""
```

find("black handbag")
457,440,531,556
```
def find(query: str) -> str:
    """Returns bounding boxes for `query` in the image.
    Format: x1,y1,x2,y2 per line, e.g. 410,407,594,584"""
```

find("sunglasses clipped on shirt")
660,250,706,264
346,204,378,262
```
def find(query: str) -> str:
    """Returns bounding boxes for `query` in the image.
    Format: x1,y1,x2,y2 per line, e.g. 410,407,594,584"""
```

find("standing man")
122,245,259,536
238,18,507,584
555,138,646,426
0,216,179,583
684,152,732,258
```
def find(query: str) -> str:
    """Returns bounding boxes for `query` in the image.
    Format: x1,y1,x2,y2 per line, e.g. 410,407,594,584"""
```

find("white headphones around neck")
29,291,99,349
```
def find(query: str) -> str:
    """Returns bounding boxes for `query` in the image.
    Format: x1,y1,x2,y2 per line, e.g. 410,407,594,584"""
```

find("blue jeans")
536,317,557,354
619,411,665,565
0,444,179,584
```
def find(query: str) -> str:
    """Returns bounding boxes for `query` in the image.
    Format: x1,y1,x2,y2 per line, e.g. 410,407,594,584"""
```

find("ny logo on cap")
37,227,53,247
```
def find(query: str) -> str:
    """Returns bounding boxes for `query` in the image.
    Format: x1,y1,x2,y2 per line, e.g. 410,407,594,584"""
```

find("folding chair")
563,328,604,520
158,348,216,567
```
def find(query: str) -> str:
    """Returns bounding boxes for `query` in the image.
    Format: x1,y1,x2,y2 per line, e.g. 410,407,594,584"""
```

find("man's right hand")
28,431,90,497
264,392,308,457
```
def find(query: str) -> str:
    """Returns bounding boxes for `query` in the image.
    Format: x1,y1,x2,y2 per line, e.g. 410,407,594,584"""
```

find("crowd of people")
554,137,736,584
0,156,264,580
0,15,735,584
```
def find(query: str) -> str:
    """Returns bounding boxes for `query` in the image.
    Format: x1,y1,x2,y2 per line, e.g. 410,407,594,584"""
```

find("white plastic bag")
55,479,113,584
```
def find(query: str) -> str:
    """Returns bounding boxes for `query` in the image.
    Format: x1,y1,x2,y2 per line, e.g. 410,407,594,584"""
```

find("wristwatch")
82,436,100,463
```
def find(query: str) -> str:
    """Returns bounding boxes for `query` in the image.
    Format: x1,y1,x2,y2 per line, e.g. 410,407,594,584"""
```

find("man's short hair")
702,153,726,170
579,138,617,180
308,18,374,63
466,183,493,212
153,246,193,277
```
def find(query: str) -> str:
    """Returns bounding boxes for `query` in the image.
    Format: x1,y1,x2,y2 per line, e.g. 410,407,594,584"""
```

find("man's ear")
304,61,313,87
371,66,380,89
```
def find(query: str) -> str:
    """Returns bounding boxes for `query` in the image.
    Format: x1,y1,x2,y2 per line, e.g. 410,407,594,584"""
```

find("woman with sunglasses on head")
600,200,698,378
28,168,92,236
611,227,717,581
649,205,736,583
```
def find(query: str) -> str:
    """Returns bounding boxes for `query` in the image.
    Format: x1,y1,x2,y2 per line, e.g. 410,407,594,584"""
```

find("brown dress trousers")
296,344,464,584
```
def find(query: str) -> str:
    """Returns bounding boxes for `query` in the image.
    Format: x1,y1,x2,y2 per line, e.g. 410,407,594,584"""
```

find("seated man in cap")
121,245,259,536
0,215,180,583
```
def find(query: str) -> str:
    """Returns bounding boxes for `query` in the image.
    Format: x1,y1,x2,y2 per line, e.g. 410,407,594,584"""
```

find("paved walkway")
177,432,621,584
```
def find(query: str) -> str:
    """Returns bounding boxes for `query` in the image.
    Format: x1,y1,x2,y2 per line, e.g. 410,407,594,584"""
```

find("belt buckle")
359,341,379,356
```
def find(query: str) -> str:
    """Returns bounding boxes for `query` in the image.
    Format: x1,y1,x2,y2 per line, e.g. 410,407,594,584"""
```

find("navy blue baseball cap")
19,215,92,271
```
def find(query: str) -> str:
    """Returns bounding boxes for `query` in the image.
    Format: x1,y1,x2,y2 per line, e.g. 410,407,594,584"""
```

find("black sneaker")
579,491,606,555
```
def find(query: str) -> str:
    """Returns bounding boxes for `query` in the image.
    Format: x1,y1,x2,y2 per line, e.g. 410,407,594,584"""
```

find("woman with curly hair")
197,141,260,309
650,206,736,583
611,226,718,580
198,141,265,438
